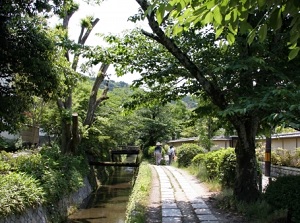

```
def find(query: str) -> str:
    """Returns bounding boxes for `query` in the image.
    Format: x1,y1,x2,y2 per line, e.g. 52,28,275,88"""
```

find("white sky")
66,0,148,84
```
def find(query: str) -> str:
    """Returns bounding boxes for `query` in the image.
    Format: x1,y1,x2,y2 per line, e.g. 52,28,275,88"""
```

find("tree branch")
135,0,228,110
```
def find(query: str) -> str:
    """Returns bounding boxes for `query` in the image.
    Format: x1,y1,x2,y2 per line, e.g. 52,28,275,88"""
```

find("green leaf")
206,0,216,9
257,0,266,9
269,8,282,31
288,47,300,60
215,27,224,39
213,6,223,25
258,24,267,42
173,24,184,36
165,3,173,11
156,4,165,25
239,21,252,34
204,11,213,24
226,32,235,45
221,0,229,7
290,31,300,45
225,12,231,21
232,8,238,22
247,29,256,45
228,23,237,35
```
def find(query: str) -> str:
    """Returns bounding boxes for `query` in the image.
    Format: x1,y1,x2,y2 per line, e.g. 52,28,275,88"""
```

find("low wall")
0,177,92,223
260,162,300,177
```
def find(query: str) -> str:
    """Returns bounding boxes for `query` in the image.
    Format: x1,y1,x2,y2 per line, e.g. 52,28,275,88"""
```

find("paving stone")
162,208,182,217
162,203,178,208
161,191,174,195
191,203,209,209
201,221,220,223
197,214,218,221
162,217,182,223
194,208,212,215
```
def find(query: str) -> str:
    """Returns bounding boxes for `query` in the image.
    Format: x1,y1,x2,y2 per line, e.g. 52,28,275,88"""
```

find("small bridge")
89,146,140,167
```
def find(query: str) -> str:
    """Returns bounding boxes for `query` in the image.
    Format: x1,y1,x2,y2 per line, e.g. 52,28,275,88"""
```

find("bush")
271,148,292,166
192,153,206,166
176,144,205,167
12,145,89,204
219,148,236,188
264,175,300,223
192,148,236,188
0,144,90,217
0,172,44,216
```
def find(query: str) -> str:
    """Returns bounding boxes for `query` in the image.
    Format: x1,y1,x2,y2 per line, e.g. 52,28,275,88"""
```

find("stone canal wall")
260,162,300,177
0,177,92,223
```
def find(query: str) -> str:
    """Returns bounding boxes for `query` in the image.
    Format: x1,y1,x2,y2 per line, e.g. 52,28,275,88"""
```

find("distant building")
168,132,300,151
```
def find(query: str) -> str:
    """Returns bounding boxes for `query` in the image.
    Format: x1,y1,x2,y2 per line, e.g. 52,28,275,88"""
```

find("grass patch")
125,161,152,223
213,189,288,223
186,163,222,192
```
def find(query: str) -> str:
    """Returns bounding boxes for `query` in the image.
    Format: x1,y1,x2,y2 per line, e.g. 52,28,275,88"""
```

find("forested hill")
88,77,129,91
91,77,197,109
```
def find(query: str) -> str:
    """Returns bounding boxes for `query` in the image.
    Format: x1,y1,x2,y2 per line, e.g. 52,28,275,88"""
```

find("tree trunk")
70,113,79,154
231,115,260,202
57,11,100,154
83,63,110,127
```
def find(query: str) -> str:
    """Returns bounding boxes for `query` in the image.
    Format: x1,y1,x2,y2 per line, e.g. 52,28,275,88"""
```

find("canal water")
67,166,136,223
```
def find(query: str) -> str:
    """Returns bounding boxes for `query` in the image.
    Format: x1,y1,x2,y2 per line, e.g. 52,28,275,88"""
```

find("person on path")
168,145,175,165
154,142,162,165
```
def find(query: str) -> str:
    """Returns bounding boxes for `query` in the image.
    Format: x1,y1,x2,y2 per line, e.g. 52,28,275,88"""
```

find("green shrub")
264,175,300,222
191,153,206,166
294,148,300,167
176,144,205,167
191,148,236,188
271,148,292,166
0,144,90,218
0,172,45,216
219,148,236,188
255,146,265,162
0,151,13,173
15,146,88,204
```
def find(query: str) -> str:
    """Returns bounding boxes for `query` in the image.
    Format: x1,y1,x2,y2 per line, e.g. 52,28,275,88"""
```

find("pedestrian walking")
168,145,175,165
154,142,162,165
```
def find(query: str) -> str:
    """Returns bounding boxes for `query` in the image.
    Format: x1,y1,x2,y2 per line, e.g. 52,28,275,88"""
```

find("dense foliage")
0,0,66,132
0,146,89,216
0,172,44,217
155,0,300,59
256,147,300,168
264,175,300,222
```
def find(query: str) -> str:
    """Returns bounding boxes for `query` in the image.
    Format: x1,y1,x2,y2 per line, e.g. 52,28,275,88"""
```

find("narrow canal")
67,165,136,223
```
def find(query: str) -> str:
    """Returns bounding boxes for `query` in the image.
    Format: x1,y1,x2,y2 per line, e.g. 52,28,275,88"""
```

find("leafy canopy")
154,0,300,59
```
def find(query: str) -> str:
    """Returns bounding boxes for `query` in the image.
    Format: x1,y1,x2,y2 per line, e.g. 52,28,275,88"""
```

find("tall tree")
98,0,300,202
0,0,67,132
133,0,300,202
55,2,110,154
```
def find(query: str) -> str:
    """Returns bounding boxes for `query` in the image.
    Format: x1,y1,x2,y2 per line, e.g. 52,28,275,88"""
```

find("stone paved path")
151,165,220,223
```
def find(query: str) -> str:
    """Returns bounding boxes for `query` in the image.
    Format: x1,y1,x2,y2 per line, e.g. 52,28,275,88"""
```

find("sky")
66,0,149,84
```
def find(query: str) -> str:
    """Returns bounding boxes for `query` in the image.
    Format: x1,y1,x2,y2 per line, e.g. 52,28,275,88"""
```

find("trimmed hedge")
176,144,205,167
